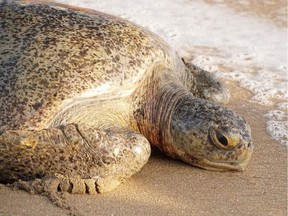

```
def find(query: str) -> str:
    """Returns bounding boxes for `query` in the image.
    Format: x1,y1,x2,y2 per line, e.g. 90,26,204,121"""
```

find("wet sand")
203,0,287,27
0,81,287,216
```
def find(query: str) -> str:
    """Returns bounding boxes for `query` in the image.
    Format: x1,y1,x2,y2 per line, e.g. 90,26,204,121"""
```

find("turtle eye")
215,131,228,147
209,129,239,149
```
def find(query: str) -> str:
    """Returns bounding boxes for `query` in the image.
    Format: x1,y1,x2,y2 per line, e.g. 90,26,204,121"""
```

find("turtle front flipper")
0,124,151,193
182,59,230,104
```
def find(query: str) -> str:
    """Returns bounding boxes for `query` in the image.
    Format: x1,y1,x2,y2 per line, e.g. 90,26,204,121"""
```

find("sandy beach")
0,81,287,216
0,0,287,215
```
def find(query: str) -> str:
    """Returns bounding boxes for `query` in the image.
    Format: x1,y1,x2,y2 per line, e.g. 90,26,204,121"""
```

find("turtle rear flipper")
0,124,151,193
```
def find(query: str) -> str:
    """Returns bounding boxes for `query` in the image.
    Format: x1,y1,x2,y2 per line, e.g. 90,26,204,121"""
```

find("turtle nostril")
247,142,252,148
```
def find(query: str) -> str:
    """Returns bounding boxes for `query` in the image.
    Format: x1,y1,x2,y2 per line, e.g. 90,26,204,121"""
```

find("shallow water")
56,0,288,146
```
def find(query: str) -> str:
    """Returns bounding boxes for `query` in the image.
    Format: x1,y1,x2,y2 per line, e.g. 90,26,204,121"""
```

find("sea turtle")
0,0,253,194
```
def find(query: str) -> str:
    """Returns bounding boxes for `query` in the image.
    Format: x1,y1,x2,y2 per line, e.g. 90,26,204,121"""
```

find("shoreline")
0,81,287,216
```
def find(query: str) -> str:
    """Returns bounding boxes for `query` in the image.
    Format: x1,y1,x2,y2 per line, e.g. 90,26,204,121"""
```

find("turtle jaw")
193,158,251,172
179,146,253,172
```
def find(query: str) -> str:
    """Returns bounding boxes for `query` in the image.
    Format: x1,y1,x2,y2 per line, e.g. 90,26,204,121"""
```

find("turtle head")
165,94,253,171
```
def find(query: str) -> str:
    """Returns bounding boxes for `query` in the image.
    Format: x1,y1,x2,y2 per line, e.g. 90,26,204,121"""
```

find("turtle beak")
179,141,253,172
195,157,251,172
199,140,253,172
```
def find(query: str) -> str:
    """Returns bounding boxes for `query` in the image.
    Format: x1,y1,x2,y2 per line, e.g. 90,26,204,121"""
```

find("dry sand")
0,83,287,216
0,0,287,215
